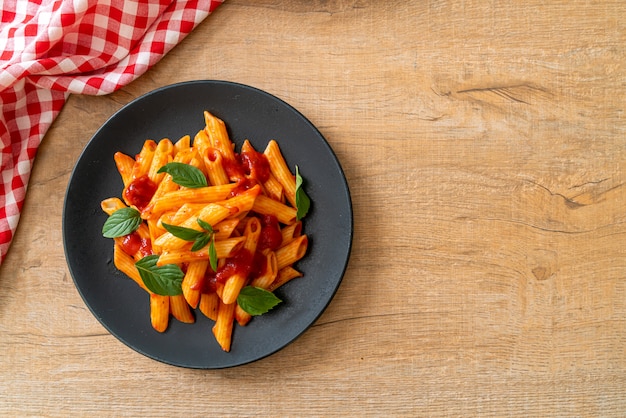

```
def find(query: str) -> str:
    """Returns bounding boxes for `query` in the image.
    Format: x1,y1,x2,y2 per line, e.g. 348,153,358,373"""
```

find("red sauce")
120,231,152,257
223,150,271,186
258,214,283,251
216,248,255,284
240,150,270,183
230,177,258,197
199,270,217,293
124,175,157,211
223,158,245,181
252,250,267,277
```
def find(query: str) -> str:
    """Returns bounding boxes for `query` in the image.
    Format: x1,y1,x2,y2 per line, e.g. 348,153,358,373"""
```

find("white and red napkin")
0,0,223,264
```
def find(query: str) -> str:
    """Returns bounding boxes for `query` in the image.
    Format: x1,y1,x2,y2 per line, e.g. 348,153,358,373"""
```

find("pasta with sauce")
101,111,309,352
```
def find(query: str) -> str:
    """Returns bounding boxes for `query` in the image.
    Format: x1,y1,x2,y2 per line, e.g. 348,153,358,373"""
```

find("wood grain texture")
1,0,625,416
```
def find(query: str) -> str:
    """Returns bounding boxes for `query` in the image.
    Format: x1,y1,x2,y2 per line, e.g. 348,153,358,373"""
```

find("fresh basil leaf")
197,218,214,233
135,255,184,296
237,286,282,316
191,233,212,252
102,207,142,238
162,222,205,241
157,162,207,188
208,238,218,272
295,165,310,220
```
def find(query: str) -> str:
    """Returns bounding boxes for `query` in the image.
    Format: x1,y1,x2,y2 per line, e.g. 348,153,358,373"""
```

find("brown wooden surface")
1,1,625,416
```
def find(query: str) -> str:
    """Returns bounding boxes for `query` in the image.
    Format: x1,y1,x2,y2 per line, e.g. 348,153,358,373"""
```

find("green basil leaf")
208,238,218,272
157,162,207,188
135,255,184,296
237,286,282,316
102,207,142,238
295,165,310,220
191,233,212,252
197,218,214,233
162,222,205,241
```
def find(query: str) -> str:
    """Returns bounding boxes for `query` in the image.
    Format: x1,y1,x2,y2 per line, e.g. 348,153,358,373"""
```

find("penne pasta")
114,152,135,187
212,300,236,352
252,194,297,225
276,235,308,270
203,147,230,186
170,294,195,324
249,250,278,289
130,140,157,180
264,140,296,207
113,243,149,292
101,111,311,348
199,292,219,321
101,197,127,216
148,138,174,185
268,266,304,292
150,294,169,333
182,260,209,309
156,236,246,266
142,183,237,218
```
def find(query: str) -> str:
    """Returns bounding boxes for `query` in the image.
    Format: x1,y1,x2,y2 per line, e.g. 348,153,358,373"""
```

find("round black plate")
63,80,353,368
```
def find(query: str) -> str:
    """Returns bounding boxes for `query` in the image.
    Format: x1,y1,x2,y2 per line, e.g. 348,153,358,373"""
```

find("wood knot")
532,266,551,281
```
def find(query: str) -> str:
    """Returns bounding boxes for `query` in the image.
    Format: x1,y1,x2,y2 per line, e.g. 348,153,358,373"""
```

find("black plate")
63,80,352,368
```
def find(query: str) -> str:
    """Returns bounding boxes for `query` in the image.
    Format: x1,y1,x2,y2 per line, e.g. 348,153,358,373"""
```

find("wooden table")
2,1,625,415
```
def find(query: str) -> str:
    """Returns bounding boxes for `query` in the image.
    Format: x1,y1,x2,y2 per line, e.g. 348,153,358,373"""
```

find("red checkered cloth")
0,0,223,264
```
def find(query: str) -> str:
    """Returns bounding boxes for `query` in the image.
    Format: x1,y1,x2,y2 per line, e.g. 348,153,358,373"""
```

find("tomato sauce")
123,175,157,211
120,231,152,257
200,270,218,293
240,150,270,183
230,177,258,196
258,214,282,251
223,150,271,196
215,248,255,284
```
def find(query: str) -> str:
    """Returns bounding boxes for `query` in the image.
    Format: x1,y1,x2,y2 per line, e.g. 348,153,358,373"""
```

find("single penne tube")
189,148,208,178
215,185,261,216
153,203,233,251
213,218,240,240
135,222,151,243
252,194,297,225
146,218,164,253
280,221,302,246
150,294,170,333
199,292,219,321
114,152,135,187
264,139,296,207
130,140,157,180
268,266,303,292
204,111,237,165
157,237,246,266
148,138,174,184
221,273,247,305
203,147,230,186
166,203,204,225
143,183,237,218
235,304,252,326
182,260,208,309
243,216,261,252
174,134,191,154
169,294,195,324
101,197,127,215
193,128,211,157
212,300,236,352
276,234,308,270
249,250,278,289
240,139,255,153
263,172,284,202
113,243,150,293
